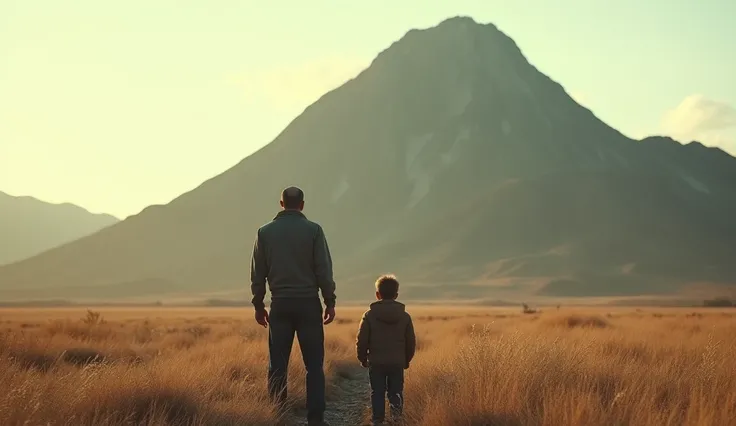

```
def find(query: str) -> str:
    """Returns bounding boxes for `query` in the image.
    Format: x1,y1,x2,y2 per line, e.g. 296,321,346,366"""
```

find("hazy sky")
2,0,735,218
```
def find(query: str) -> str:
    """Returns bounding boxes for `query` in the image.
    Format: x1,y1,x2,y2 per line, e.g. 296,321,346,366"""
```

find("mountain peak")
434,15,495,33
438,15,480,25
368,16,524,72
2,17,735,302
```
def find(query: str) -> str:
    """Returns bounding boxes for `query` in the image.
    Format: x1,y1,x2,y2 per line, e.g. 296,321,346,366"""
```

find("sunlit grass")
1,306,734,425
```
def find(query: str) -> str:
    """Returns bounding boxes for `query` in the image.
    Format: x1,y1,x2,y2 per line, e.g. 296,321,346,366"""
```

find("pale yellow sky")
2,0,735,218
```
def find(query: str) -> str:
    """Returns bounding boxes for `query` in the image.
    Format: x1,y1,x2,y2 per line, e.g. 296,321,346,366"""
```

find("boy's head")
375,274,399,300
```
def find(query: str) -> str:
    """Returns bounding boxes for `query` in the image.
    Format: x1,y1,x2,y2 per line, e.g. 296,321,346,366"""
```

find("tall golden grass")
1,306,734,425
401,310,736,426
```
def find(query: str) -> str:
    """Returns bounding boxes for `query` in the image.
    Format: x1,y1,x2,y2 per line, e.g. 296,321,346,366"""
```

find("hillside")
0,192,119,266
0,16,734,302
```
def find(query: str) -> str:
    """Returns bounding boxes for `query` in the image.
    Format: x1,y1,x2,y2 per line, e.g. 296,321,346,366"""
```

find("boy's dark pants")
369,364,404,422
267,298,326,422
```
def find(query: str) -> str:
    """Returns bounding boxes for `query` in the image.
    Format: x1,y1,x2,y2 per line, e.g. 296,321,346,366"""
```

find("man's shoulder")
256,221,274,234
258,215,323,240
298,218,323,237
256,221,279,241
305,217,323,229
259,214,320,228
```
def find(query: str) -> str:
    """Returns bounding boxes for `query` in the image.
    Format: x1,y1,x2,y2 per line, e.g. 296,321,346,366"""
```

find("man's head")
375,274,399,300
280,186,305,211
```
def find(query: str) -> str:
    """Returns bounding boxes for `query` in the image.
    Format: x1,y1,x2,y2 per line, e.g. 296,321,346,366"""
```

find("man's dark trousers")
368,365,404,423
268,297,326,421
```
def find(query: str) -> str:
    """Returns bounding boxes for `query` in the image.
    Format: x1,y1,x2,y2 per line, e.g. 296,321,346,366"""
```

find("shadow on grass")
6,346,145,372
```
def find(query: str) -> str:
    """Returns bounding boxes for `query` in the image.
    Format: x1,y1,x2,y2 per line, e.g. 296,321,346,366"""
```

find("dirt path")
324,367,369,426
287,367,369,426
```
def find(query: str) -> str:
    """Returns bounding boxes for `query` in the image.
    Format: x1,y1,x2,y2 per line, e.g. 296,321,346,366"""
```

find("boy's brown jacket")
356,300,416,368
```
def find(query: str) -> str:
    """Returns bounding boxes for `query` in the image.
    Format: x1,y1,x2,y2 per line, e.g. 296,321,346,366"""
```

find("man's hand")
255,309,269,328
323,306,335,325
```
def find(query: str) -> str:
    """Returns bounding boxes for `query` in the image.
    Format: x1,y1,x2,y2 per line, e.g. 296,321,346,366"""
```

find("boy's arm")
356,313,370,366
405,313,416,368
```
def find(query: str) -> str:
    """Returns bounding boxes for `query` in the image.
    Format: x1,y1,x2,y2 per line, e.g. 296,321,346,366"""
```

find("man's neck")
275,209,305,219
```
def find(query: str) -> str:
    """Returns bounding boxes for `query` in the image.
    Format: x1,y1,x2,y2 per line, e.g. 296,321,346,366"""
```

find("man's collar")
274,209,306,220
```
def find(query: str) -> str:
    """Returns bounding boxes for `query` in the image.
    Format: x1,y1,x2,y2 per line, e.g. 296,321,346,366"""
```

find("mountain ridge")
0,17,734,302
0,191,120,220
0,191,119,266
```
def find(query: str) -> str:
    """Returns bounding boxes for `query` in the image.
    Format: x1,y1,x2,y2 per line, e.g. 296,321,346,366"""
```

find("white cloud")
236,56,371,111
661,94,736,154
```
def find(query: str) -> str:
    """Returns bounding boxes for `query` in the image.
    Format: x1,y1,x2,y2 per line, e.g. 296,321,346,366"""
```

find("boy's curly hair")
375,274,399,299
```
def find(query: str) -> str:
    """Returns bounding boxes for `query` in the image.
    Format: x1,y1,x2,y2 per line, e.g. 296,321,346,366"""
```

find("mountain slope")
1,16,735,302
0,192,119,266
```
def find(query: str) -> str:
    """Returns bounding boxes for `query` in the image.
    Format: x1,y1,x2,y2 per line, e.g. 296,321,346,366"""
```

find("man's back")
251,210,335,306
250,210,336,308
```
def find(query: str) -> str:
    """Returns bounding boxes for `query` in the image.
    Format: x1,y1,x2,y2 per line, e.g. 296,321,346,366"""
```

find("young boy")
356,274,416,425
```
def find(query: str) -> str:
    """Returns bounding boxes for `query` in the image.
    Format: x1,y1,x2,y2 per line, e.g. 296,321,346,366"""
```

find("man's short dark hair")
375,274,399,299
281,186,304,209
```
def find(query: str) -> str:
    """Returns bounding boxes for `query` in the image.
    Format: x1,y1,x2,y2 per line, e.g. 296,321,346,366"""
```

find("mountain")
1,16,735,302
0,191,119,266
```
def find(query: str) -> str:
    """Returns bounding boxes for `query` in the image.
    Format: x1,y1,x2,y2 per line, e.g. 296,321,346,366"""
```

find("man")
250,186,337,426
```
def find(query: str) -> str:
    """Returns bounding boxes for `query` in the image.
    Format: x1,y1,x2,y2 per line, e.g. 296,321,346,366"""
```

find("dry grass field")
1,305,734,425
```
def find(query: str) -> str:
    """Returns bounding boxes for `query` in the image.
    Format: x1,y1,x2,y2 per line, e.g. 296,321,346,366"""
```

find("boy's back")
356,300,416,368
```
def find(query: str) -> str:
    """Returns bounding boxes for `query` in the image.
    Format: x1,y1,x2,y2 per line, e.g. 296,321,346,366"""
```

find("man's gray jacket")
250,210,336,311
